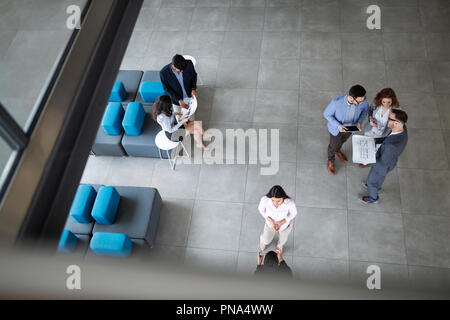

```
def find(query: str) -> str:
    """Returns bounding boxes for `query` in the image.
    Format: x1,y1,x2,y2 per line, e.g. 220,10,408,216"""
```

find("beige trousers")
260,223,292,250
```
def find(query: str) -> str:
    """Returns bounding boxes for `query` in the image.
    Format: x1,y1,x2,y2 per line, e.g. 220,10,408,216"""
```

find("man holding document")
361,109,408,204
323,85,369,175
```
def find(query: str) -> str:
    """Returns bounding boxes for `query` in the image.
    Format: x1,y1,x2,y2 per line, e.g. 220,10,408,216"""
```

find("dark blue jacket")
159,61,197,105
373,127,408,175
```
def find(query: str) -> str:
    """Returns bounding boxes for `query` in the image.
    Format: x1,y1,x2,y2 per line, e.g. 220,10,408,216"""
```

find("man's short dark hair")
172,54,187,71
392,108,408,124
263,251,279,268
349,85,366,99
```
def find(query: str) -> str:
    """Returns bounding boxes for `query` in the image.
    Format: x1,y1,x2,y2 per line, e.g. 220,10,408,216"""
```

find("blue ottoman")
121,113,171,158
102,102,124,135
69,185,97,223
58,230,78,253
122,102,145,136
91,186,120,225
139,82,165,103
90,232,133,258
109,81,127,102
93,187,162,248
115,70,144,103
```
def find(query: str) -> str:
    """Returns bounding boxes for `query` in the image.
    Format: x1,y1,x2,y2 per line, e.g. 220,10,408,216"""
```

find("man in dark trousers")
361,109,408,204
160,54,198,122
323,85,369,175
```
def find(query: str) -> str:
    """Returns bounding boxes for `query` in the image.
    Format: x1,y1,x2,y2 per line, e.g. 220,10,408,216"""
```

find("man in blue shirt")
323,85,369,174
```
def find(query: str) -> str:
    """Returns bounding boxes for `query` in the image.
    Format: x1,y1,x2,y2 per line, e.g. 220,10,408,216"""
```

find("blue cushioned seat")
91,186,120,225
139,82,165,103
69,185,97,223
90,232,133,258
109,81,127,102
102,102,125,135
122,102,145,135
58,230,78,253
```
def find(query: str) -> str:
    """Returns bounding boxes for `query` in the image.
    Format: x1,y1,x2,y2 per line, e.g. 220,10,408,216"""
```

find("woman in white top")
152,95,210,150
258,185,297,255
365,88,400,138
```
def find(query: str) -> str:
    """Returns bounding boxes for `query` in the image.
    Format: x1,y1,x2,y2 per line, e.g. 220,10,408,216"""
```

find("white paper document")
180,96,197,118
352,135,376,164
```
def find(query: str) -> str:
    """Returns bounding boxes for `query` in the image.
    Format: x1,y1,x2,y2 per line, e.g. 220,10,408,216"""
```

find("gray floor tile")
431,62,450,94
348,211,407,264
140,56,171,70
343,60,387,95
296,163,348,209
151,162,201,199
299,5,340,32
161,0,196,7
293,207,348,260
195,87,215,121
404,214,450,268
420,6,450,32
0,29,16,59
444,130,450,167
258,59,300,90
408,265,450,292
105,156,155,187
187,200,243,250
292,256,349,283
419,0,450,6
347,166,402,213
386,61,433,93
232,0,266,6
184,247,238,274
250,123,298,163
268,0,301,5
216,58,260,88
193,57,220,87
300,60,343,92
80,156,113,185
239,202,266,252
349,261,410,289
425,33,450,61
222,31,263,59
154,198,194,247
397,129,448,170
264,7,300,31
142,0,162,7
244,162,297,203
236,251,259,276
298,90,339,126
340,5,382,33
145,31,187,58
300,32,341,60
183,32,225,58
297,125,330,163
253,89,299,124
302,0,339,6
395,92,440,129
227,7,265,31
398,168,450,216
153,7,194,31
197,0,232,6
134,8,158,30
341,33,384,61
125,31,151,58
378,0,419,6
261,32,300,59
211,88,256,122
196,164,247,202
381,6,423,33
0,96,35,129
383,33,427,60
190,7,230,31
148,244,186,266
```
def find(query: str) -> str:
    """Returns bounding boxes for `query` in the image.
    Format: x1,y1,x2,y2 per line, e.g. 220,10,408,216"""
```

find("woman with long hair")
365,88,400,138
152,94,210,150
258,185,297,255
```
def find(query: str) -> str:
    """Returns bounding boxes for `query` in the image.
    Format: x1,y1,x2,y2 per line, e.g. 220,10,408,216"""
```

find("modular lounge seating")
91,70,143,156
60,184,162,260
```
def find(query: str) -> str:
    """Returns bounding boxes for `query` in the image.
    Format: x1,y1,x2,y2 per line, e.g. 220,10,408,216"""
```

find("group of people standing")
150,55,409,277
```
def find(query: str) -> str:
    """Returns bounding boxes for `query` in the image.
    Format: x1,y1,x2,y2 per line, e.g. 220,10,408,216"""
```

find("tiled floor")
84,0,449,292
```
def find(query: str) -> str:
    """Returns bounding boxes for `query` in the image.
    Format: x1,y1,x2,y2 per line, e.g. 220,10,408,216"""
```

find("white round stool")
183,54,203,85
155,130,190,170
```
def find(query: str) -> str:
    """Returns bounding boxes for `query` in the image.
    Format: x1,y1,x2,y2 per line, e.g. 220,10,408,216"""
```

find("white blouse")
156,112,183,133
369,106,391,137
258,196,297,231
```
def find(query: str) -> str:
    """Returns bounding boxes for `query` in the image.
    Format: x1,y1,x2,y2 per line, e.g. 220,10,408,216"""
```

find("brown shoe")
327,160,335,175
335,152,348,163
359,164,368,168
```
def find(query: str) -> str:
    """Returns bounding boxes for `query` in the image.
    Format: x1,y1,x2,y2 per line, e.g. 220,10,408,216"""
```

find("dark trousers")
366,166,388,200
327,132,352,161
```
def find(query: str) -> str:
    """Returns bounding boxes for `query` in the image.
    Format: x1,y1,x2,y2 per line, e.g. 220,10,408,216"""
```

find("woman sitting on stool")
152,94,210,150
